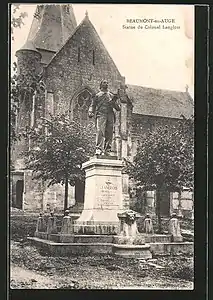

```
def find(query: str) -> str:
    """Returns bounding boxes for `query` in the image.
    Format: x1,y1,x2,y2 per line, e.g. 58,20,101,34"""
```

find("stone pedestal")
73,157,123,234
168,213,183,242
112,244,152,259
34,213,47,237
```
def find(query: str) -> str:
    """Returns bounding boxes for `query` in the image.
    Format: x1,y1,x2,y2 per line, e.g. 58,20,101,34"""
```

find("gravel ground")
10,240,194,290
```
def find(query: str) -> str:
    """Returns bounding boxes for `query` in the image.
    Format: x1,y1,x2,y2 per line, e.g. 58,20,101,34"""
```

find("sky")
11,4,194,97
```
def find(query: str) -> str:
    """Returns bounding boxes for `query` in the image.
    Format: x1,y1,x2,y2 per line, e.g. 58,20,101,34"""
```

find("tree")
11,4,28,41
10,5,28,142
24,114,95,211
125,117,194,232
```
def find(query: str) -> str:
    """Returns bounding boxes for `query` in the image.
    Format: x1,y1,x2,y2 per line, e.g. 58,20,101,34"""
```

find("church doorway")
15,180,24,209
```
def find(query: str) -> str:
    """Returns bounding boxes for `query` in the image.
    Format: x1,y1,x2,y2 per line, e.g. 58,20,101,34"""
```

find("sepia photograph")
10,3,194,290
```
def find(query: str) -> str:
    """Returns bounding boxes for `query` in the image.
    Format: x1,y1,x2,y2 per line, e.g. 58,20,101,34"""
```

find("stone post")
168,213,183,242
61,210,73,234
35,212,47,238
46,212,58,236
143,214,154,234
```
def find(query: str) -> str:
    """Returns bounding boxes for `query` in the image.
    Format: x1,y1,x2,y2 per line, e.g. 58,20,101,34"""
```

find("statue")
88,80,121,156
116,210,145,245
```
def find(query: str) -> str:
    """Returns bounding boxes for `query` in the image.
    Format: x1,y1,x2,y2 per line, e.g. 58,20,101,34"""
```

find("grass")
10,240,194,289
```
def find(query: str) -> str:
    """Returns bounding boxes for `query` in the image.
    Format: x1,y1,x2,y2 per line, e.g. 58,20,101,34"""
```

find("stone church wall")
44,18,124,118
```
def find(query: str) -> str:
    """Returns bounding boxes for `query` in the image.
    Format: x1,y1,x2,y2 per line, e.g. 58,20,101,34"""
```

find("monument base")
112,244,152,259
73,222,118,235
74,157,123,234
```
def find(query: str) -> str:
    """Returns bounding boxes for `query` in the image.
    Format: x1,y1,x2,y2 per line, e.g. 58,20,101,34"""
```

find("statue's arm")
111,94,121,111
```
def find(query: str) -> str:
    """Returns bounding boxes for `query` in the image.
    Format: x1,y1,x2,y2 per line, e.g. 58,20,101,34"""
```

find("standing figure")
168,213,183,242
88,80,121,155
144,214,154,234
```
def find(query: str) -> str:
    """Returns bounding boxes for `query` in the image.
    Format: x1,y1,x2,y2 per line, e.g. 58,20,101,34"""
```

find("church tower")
12,4,78,211
14,4,78,163
27,4,77,65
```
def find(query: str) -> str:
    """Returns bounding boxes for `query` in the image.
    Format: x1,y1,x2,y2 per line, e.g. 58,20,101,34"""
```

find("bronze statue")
88,80,121,155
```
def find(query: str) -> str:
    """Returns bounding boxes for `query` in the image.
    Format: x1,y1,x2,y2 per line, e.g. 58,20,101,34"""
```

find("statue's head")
125,210,137,225
100,80,108,91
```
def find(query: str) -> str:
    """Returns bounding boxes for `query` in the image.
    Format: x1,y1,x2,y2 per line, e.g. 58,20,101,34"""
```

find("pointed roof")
46,12,121,77
27,4,77,52
16,40,41,56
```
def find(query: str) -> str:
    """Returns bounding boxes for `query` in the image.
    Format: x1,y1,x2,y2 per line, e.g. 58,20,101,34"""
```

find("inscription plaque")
96,180,119,208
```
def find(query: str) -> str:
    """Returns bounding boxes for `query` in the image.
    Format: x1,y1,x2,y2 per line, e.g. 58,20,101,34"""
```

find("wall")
44,17,124,117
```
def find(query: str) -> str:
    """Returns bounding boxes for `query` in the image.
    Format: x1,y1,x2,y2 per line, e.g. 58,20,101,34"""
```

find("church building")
11,4,194,217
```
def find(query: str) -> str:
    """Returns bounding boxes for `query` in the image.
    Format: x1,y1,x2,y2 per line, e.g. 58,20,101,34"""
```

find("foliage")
162,257,194,281
11,4,27,142
23,114,95,209
25,114,95,186
11,4,28,41
125,117,194,232
125,117,194,193
10,61,45,142
10,214,38,241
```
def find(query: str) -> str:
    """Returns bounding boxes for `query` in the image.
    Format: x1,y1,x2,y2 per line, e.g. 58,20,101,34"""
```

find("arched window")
73,89,92,126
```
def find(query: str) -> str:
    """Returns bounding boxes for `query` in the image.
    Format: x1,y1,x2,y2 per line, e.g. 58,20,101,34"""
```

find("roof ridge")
126,83,188,94
44,14,122,78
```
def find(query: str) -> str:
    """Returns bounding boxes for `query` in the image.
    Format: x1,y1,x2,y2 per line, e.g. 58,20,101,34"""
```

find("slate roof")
126,84,194,119
16,40,41,55
27,4,77,52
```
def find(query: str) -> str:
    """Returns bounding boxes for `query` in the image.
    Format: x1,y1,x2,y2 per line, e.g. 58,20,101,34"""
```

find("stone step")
47,233,114,243
150,242,194,256
40,232,172,244
69,203,84,214
28,236,194,257
143,234,172,243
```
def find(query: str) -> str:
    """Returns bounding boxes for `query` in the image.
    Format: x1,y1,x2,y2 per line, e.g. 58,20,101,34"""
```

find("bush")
10,213,81,241
10,214,65,241
10,215,38,241
162,257,194,281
